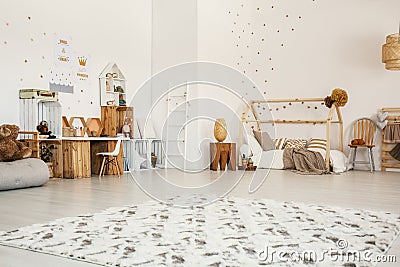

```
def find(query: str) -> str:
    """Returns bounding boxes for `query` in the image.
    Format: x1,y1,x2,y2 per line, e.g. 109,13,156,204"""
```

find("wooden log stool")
210,142,236,171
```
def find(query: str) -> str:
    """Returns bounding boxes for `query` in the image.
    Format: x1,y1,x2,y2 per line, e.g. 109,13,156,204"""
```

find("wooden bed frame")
241,98,344,169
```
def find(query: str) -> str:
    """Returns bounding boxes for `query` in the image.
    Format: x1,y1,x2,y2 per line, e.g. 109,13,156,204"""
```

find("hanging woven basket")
382,33,400,70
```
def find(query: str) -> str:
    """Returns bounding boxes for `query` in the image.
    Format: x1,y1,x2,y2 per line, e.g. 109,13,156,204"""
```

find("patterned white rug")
0,197,399,267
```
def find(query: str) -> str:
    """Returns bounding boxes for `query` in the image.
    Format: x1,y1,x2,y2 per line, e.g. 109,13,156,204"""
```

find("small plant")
40,143,55,162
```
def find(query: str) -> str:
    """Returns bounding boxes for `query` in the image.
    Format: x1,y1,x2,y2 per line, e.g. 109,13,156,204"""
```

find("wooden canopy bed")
241,98,344,170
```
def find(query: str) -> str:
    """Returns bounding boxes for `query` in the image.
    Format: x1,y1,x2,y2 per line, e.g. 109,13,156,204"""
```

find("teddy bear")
0,124,32,162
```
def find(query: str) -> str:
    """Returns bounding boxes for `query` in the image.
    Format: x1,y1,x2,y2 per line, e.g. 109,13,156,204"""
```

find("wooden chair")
347,118,377,172
97,139,122,178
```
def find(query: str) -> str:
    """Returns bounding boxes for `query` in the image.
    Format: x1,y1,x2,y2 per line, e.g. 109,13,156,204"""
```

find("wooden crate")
48,140,63,178
101,106,117,137
90,140,123,175
63,140,91,178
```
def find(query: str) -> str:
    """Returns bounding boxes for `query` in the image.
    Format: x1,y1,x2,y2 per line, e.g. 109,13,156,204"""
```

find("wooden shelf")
381,107,400,172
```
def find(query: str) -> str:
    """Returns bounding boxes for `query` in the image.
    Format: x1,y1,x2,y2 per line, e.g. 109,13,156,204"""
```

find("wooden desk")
61,137,123,178
210,142,236,171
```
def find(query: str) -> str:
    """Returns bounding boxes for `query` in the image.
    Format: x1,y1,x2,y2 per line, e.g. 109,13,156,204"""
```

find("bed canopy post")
326,104,336,170
335,105,344,152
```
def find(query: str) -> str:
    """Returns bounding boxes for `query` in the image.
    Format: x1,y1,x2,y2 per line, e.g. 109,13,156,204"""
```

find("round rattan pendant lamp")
382,33,400,70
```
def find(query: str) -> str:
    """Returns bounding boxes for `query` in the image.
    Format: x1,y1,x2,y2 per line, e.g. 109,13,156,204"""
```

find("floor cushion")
0,158,49,191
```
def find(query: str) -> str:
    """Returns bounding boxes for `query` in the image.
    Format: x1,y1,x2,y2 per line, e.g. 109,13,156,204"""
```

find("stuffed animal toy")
0,124,32,161
351,139,366,146
36,120,51,136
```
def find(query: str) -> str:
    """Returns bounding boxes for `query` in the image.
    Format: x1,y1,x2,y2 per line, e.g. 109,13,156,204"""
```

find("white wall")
0,0,152,124
2,1,400,171
196,0,400,170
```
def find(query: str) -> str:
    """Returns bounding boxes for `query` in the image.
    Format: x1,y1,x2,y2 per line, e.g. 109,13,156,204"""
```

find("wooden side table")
210,142,236,171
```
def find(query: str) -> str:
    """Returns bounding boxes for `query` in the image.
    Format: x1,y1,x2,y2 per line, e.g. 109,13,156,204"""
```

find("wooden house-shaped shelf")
99,63,127,107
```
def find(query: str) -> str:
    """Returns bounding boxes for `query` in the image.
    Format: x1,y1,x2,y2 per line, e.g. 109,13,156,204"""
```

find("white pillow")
247,134,262,166
330,150,347,173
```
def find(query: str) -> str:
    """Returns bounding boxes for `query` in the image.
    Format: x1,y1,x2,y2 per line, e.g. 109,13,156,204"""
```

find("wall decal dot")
264,80,267,83
42,56,45,59
257,7,260,10
40,75,43,78
236,44,239,47
234,22,236,25
81,89,84,93
283,106,286,109
271,6,274,8
281,44,284,46
242,29,245,32
30,38,34,42
315,106,318,109
301,102,304,104
299,16,302,19
271,68,274,70
24,59,28,63
277,30,280,33
262,38,265,42
275,108,279,111
3,41,7,45
289,103,292,106
263,24,266,27
5,22,9,26
257,51,260,54
286,15,289,18
263,107,266,110
238,36,241,38
255,69,258,72
231,30,234,33
228,11,231,14
90,102,93,105
27,16,31,20
246,45,249,48
237,62,240,65
240,56,243,58
307,106,310,109
43,32,46,35
20,78,23,82
251,32,254,35
292,28,295,31
237,13,239,16
248,62,251,65
269,58,272,60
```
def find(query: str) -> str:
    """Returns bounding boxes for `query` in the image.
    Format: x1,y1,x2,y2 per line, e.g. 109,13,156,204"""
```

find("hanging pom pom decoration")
331,88,348,107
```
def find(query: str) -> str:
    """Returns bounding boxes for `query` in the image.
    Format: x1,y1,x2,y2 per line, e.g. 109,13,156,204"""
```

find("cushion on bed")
284,139,307,149
253,130,274,151
0,158,49,191
307,138,327,151
273,137,287,150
